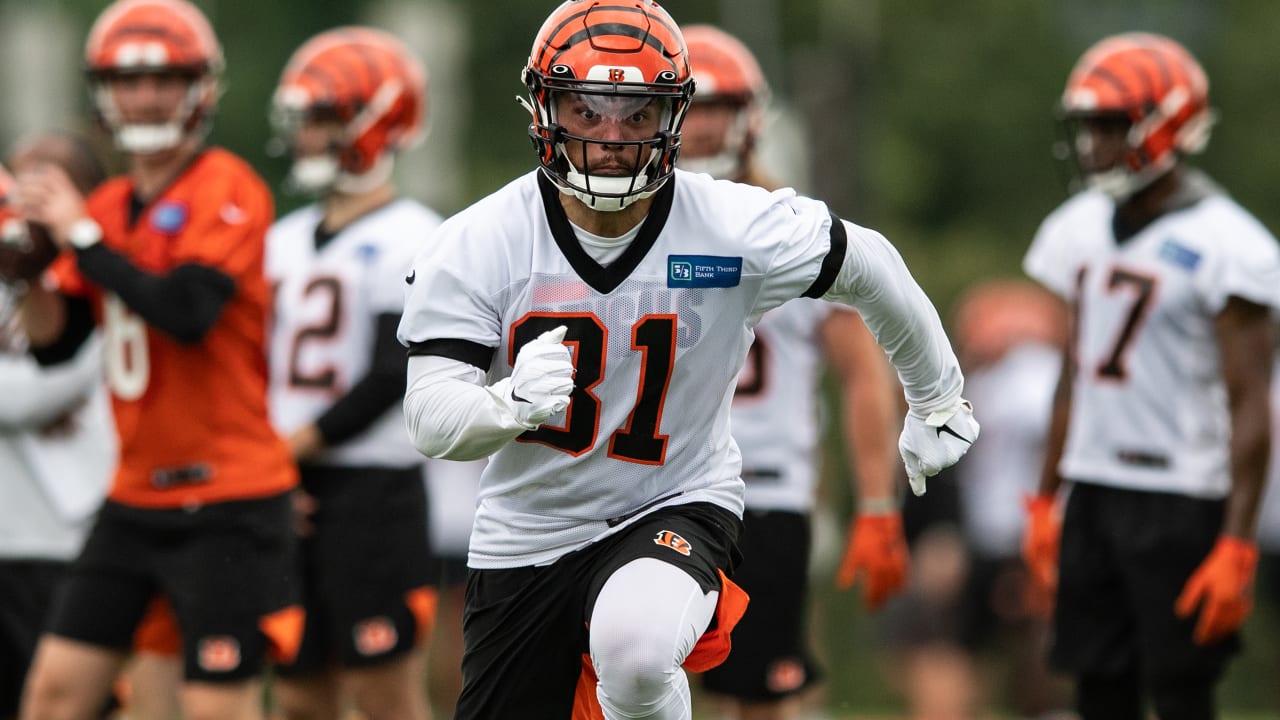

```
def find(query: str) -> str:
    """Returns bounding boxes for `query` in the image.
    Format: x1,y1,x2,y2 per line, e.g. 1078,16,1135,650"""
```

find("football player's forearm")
1223,391,1269,540
1223,437,1267,541
821,309,900,504
74,244,234,343
822,221,963,417
27,292,94,366
840,347,900,503
1216,297,1273,539
0,334,100,429
846,387,899,504
1037,356,1073,498
404,354,528,461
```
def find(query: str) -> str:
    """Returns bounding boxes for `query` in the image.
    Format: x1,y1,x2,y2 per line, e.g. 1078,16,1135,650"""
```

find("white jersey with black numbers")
399,170,849,567
268,198,440,468
730,298,834,513
1024,186,1280,498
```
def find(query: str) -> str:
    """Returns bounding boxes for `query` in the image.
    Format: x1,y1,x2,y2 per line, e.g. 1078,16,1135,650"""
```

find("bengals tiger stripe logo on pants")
653,530,692,556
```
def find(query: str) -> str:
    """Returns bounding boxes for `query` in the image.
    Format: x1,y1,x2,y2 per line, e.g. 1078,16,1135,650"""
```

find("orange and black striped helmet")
684,25,768,107
273,27,427,181
1060,32,1212,196
83,0,223,153
84,0,223,76
678,25,768,180
522,0,694,211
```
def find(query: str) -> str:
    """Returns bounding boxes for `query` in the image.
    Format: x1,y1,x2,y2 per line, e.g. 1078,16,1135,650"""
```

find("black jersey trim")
802,212,847,299
536,170,675,295
406,338,495,370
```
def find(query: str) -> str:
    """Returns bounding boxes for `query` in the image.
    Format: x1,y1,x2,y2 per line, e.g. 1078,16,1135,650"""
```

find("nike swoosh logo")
935,424,972,444
220,203,248,225
510,388,530,404
405,269,416,284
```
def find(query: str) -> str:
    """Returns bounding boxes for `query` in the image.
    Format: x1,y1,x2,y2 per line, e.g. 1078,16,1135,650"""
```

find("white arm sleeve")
823,220,963,417
404,354,529,461
0,335,102,431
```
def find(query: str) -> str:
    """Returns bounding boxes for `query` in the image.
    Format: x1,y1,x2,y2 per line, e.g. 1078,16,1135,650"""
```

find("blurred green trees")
32,0,1280,309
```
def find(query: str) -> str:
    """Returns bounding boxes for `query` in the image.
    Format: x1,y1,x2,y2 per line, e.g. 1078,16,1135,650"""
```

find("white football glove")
898,399,979,496
486,325,576,429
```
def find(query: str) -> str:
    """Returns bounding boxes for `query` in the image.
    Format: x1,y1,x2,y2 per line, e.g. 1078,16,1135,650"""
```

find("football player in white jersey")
398,3,977,719
1021,33,1280,720
265,28,437,720
0,134,114,720
943,280,1072,717
674,25,907,720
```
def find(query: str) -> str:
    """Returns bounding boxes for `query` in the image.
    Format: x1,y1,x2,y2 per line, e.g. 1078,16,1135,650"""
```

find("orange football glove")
1021,494,1061,602
1174,535,1258,645
836,512,908,610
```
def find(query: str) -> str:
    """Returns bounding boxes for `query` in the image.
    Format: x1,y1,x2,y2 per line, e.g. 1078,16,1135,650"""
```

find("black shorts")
700,509,820,700
455,502,741,720
1051,481,1236,682
437,554,469,588
1260,551,1280,610
46,492,298,682
956,554,1036,651
0,560,70,714
276,465,434,675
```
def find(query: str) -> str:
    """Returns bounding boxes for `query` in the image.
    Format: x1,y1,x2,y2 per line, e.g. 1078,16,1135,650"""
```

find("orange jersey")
49,147,296,507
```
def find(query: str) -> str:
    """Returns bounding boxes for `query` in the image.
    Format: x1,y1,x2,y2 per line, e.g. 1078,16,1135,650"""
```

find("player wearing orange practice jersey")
13,2,301,719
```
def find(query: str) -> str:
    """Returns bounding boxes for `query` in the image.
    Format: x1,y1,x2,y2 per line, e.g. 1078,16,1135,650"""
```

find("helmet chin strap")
289,153,395,196
114,123,185,154
288,155,340,194
676,152,740,181
1086,153,1175,201
334,153,395,194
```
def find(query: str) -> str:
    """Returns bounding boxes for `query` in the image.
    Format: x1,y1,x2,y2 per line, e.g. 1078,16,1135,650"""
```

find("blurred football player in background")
0,133,114,720
676,24,908,720
265,27,438,720
1023,32,1278,720
397,2,975,718
947,279,1072,718
13,1,302,718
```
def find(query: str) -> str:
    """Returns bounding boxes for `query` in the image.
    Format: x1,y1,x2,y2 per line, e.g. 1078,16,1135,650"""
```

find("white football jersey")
1,285,114,560
268,198,441,468
956,343,1060,558
399,170,847,567
423,457,484,559
1024,186,1280,498
729,298,834,512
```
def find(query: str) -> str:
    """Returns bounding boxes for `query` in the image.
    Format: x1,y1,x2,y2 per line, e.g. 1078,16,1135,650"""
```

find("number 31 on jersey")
512,312,676,465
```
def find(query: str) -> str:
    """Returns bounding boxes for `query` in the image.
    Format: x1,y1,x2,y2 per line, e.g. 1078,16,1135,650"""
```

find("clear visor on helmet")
572,92,665,121
549,92,672,140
